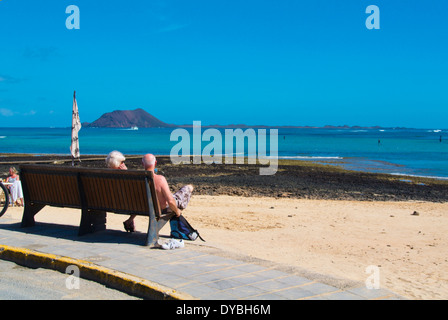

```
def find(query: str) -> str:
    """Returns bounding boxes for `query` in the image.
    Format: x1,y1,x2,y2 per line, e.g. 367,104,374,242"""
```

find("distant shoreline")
1,125,447,130
79,108,448,130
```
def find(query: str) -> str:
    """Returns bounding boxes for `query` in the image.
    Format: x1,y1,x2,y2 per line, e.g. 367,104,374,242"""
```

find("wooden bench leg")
79,209,107,236
21,203,45,228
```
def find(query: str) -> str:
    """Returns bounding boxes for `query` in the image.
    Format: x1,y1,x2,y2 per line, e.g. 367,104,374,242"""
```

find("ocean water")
0,127,447,179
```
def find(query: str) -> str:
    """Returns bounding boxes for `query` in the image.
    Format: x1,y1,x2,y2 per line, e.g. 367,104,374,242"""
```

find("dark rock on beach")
1,154,448,203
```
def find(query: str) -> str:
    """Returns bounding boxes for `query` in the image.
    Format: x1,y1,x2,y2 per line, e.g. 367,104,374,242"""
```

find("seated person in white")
6,167,23,207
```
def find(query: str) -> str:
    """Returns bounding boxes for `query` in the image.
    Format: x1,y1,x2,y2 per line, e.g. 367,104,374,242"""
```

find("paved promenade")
0,209,404,300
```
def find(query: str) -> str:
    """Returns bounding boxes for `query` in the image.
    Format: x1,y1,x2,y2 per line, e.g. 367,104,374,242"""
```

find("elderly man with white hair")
121,153,194,233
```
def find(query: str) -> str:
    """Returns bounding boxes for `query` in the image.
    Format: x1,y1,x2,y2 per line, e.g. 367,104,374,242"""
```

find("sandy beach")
1,154,448,299
185,196,448,300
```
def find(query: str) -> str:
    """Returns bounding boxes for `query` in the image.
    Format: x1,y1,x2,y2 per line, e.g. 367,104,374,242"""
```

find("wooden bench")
19,164,173,246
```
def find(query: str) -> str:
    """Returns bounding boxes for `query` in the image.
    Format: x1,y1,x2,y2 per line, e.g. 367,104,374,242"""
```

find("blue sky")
0,0,447,128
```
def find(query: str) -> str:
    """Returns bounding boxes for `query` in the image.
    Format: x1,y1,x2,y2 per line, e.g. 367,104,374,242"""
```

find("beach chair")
18,164,173,246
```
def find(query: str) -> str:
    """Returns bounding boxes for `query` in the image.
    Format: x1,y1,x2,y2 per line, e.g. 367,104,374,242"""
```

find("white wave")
191,152,246,157
0,136,6,138
279,156,343,160
389,172,448,180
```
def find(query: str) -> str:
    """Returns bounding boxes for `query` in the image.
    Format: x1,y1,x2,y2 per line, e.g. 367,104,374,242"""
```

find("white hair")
142,154,156,168
106,150,125,168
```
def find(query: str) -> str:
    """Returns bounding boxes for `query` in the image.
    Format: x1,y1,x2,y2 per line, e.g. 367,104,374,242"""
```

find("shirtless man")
122,154,194,232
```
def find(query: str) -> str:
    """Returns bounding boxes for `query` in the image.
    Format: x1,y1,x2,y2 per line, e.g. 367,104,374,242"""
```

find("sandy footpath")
4,195,448,300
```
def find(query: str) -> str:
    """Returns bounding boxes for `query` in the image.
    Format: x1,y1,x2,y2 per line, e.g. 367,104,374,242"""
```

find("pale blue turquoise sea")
0,127,447,179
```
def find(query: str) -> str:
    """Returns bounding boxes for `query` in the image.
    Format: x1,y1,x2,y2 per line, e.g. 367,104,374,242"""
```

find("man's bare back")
114,152,193,233
142,154,193,217
153,174,172,211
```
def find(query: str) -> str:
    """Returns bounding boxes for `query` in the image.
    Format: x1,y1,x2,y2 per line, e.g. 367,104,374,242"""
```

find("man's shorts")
172,185,192,210
162,185,192,214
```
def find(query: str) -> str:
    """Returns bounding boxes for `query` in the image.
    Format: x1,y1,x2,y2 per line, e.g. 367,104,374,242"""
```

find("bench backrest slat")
24,170,80,208
81,175,149,214
19,164,160,218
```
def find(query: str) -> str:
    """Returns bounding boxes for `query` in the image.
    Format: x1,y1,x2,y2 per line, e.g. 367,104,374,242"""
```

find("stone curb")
0,244,196,300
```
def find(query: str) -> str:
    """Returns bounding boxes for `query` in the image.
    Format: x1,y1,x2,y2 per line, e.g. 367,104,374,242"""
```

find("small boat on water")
131,126,139,130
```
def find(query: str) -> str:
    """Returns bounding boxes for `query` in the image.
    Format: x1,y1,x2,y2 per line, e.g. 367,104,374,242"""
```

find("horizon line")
0,125,447,131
